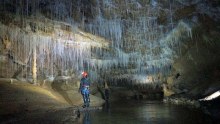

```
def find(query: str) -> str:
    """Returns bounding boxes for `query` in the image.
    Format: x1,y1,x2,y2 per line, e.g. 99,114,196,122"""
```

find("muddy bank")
0,78,106,123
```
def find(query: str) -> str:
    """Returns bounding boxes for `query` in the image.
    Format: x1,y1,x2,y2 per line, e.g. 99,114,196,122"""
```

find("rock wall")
165,19,220,98
0,0,220,99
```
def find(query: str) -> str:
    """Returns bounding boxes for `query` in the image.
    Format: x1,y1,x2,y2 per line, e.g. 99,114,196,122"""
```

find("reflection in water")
78,102,110,124
76,100,213,124
83,111,91,124
77,110,91,124
136,101,171,121
104,100,110,112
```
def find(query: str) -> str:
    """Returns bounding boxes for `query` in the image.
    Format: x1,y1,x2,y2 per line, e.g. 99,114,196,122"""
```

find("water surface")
76,100,214,124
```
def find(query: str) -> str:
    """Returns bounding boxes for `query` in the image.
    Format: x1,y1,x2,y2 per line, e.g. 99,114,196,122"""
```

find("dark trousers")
82,93,90,107
105,89,109,101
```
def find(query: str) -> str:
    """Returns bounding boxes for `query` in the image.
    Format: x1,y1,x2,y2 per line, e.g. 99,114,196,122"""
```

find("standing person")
79,71,90,108
104,81,110,111
104,81,110,101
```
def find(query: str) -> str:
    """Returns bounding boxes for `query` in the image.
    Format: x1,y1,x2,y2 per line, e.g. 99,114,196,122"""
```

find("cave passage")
1,0,220,123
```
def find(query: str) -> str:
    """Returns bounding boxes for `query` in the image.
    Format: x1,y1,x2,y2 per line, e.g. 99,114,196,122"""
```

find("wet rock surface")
163,97,200,108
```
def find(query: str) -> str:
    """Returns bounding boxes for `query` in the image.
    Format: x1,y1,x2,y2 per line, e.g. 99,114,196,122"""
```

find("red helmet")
82,71,88,77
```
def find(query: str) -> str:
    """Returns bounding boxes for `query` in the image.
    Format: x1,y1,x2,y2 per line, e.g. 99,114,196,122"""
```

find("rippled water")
76,100,214,124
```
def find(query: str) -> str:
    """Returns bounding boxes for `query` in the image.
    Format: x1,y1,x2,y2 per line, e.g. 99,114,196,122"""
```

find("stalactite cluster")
1,0,215,88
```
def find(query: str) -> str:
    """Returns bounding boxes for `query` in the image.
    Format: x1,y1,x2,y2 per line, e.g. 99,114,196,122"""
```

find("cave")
0,0,220,123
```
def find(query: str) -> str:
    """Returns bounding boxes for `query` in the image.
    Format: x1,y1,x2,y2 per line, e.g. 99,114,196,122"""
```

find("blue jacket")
80,77,90,94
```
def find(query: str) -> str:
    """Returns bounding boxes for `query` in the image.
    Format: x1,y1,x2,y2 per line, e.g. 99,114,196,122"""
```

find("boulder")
52,76,78,91
51,76,104,106
163,84,175,97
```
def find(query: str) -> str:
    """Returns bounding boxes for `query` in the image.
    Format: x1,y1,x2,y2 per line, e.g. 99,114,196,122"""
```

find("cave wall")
166,17,220,98
0,14,109,84
0,0,220,97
